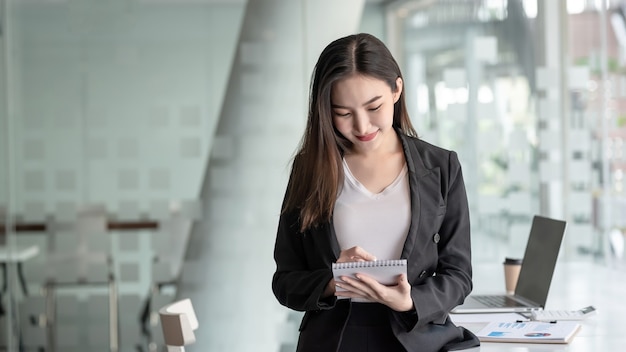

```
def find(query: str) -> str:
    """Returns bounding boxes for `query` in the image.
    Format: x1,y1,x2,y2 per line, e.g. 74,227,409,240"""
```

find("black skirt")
338,302,406,352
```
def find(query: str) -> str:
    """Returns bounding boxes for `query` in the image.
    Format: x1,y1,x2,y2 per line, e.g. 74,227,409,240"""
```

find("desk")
456,261,626,351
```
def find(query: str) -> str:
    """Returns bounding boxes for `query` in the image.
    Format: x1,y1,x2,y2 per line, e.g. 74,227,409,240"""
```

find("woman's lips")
356,131,378,142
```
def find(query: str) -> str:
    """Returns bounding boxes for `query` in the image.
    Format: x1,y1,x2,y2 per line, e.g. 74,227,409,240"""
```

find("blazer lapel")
398,132,433,259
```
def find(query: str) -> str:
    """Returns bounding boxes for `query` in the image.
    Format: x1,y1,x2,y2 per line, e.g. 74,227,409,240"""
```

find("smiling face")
331,74,403,155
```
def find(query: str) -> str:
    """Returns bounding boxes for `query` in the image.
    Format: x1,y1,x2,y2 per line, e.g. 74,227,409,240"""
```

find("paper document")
476,321,581,344
450,313,528,324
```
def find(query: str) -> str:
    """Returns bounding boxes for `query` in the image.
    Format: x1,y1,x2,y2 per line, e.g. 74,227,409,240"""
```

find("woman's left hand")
335,273,413,312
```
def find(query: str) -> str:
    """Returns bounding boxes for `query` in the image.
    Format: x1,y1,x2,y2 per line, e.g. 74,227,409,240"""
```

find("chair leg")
109,274,119,352
138,285,158,350
43,283,56,352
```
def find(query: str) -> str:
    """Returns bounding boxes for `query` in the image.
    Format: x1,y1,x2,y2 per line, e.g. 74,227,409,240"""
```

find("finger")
338,275,368,292
398,274,411,291
348,255,368,262
335,281,369,298
337,246,377,263
343,275,380,298
354,273,378,286
336,252,352,263
335,290,368,299
352,246,377,261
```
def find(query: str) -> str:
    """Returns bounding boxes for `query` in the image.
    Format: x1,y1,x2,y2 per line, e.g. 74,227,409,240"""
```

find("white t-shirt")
333,158,411,260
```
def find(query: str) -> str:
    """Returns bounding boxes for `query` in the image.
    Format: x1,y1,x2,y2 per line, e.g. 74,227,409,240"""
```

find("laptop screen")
514,215,567,307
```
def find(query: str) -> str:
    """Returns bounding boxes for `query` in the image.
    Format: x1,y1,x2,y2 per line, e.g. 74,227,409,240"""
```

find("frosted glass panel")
569,66,590,89
443,68,467,88
474,36,498,63
536,67,559,89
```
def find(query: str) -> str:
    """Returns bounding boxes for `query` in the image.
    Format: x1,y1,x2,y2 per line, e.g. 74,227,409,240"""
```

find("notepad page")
332,259,407,290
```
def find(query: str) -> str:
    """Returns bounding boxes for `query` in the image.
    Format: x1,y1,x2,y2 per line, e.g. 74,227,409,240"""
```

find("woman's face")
331,74,402,154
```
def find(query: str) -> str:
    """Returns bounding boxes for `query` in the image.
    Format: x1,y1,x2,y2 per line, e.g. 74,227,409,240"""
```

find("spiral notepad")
332,259,407,293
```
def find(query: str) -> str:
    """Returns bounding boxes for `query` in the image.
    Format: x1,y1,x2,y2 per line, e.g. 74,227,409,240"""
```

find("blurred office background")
1,0,625,351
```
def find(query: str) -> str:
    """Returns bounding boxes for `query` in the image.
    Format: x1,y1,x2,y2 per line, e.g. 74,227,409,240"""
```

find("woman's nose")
353,113,369,134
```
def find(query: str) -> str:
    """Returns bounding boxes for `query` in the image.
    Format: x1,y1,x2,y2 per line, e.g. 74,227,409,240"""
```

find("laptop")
451,215,567,314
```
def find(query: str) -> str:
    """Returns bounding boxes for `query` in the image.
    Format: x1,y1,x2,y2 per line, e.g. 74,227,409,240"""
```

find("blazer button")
419,270,428,278
433,233,440,244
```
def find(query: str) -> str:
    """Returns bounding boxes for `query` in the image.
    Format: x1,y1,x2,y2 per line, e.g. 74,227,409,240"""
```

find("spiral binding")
332,259,407,269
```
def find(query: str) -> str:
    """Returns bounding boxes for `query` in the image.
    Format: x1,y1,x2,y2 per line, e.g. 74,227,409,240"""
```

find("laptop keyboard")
473,295,528,308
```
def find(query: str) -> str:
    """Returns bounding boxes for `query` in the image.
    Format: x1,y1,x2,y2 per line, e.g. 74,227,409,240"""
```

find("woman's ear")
393,77,403,103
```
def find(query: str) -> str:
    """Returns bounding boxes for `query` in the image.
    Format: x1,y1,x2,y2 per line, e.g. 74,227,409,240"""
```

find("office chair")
159,298,198,352
38,205,119,351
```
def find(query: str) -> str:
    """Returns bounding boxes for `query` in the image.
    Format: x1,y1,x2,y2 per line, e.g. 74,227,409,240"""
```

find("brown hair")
283,33,417,232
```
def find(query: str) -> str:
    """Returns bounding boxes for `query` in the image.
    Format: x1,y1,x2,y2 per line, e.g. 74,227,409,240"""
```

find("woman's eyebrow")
331,96,382,109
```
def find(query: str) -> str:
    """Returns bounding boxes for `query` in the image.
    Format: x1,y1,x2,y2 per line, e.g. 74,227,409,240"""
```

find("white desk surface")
456,261,626,351
0,245,40,263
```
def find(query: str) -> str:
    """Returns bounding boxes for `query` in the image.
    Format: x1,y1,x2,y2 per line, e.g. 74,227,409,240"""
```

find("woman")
272,33,480,352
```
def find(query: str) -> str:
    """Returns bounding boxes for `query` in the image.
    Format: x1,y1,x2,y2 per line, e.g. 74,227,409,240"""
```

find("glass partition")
390,0,626,267
0,0,235,350
1,0,20,349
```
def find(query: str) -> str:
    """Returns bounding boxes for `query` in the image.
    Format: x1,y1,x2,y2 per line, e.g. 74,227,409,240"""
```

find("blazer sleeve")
404,151,473,331
271,190,336,312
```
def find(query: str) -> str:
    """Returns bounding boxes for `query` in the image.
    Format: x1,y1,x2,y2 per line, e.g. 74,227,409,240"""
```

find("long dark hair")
283,33,417,232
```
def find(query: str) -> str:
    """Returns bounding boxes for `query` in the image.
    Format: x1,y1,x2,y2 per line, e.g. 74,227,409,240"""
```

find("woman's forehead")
331,75,390,100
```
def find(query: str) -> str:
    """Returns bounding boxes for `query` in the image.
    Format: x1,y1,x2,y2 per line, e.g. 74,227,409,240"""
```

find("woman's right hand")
323,246,376,298
336,246,377,263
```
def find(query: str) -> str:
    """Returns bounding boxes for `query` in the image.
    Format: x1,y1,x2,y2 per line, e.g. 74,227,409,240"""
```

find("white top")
333,158,411,260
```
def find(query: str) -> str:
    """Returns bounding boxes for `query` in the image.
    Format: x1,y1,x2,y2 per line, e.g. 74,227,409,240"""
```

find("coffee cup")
503,257,523,294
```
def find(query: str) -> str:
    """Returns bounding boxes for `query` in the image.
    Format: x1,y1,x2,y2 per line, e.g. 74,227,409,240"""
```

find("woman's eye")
334,111,351,117
369,104,382,111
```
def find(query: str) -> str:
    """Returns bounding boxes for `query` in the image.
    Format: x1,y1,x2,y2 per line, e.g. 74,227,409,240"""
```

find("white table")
0,245,39,296
455,261,626,351
0,245,39,262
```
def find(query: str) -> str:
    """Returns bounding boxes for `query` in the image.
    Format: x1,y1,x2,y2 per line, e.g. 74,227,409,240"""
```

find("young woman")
272,33,480,352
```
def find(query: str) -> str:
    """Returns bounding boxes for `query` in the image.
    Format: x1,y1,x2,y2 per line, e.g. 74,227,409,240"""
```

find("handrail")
0,220,159,234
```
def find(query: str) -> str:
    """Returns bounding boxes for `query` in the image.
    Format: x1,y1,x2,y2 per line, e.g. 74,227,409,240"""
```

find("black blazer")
272,131,480,352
